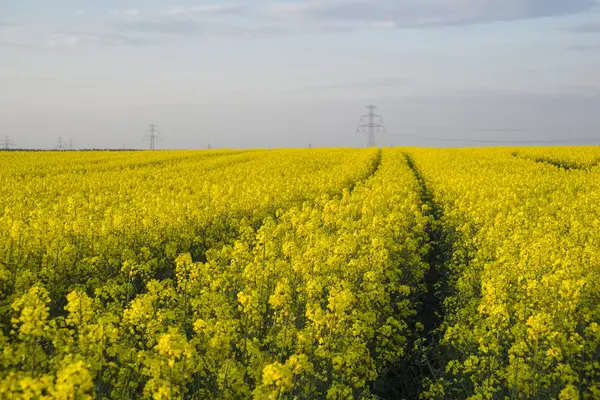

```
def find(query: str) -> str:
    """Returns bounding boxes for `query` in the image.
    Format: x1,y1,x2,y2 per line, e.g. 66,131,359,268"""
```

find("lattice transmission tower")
144,124,162,150
356,105,386,147
56,137,66,150
1,135,15,150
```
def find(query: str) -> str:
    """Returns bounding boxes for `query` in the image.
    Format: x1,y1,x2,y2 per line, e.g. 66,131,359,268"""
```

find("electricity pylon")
356,105,386,147
56,137,66,150
1,135,15,150
144,124,162,150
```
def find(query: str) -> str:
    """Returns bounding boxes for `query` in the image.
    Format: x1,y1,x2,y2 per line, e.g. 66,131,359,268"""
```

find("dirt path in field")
511,152,600,171
372,153,455,399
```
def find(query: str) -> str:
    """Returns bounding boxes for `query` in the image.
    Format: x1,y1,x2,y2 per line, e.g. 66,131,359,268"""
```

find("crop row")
409,148,600,399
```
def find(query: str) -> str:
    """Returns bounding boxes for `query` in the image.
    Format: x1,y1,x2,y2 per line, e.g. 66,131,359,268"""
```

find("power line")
356,105,386,147
1,135,15,150
408,124,600,133
383,131,600,144
144,124,162,150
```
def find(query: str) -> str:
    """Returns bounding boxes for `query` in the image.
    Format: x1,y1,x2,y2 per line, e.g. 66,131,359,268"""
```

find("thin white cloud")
270,1,324,15
366,21,396,29
268,0,597,27
0,39,32,48
7,0,598,49
111,9,141,17
0,21,21,28
45,31,154,48
286,77,407,92
111,0,598,40
164,4,242,16
567,21,600,33
113,3,262,37
6,21,127,50
567,43,600,50
0,22,28,47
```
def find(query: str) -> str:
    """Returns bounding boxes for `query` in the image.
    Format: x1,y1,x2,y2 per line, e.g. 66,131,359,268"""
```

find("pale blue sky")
1,0,600,149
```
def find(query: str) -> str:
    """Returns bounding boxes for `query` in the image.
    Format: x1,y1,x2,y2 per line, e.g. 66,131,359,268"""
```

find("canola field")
0,147,599,399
